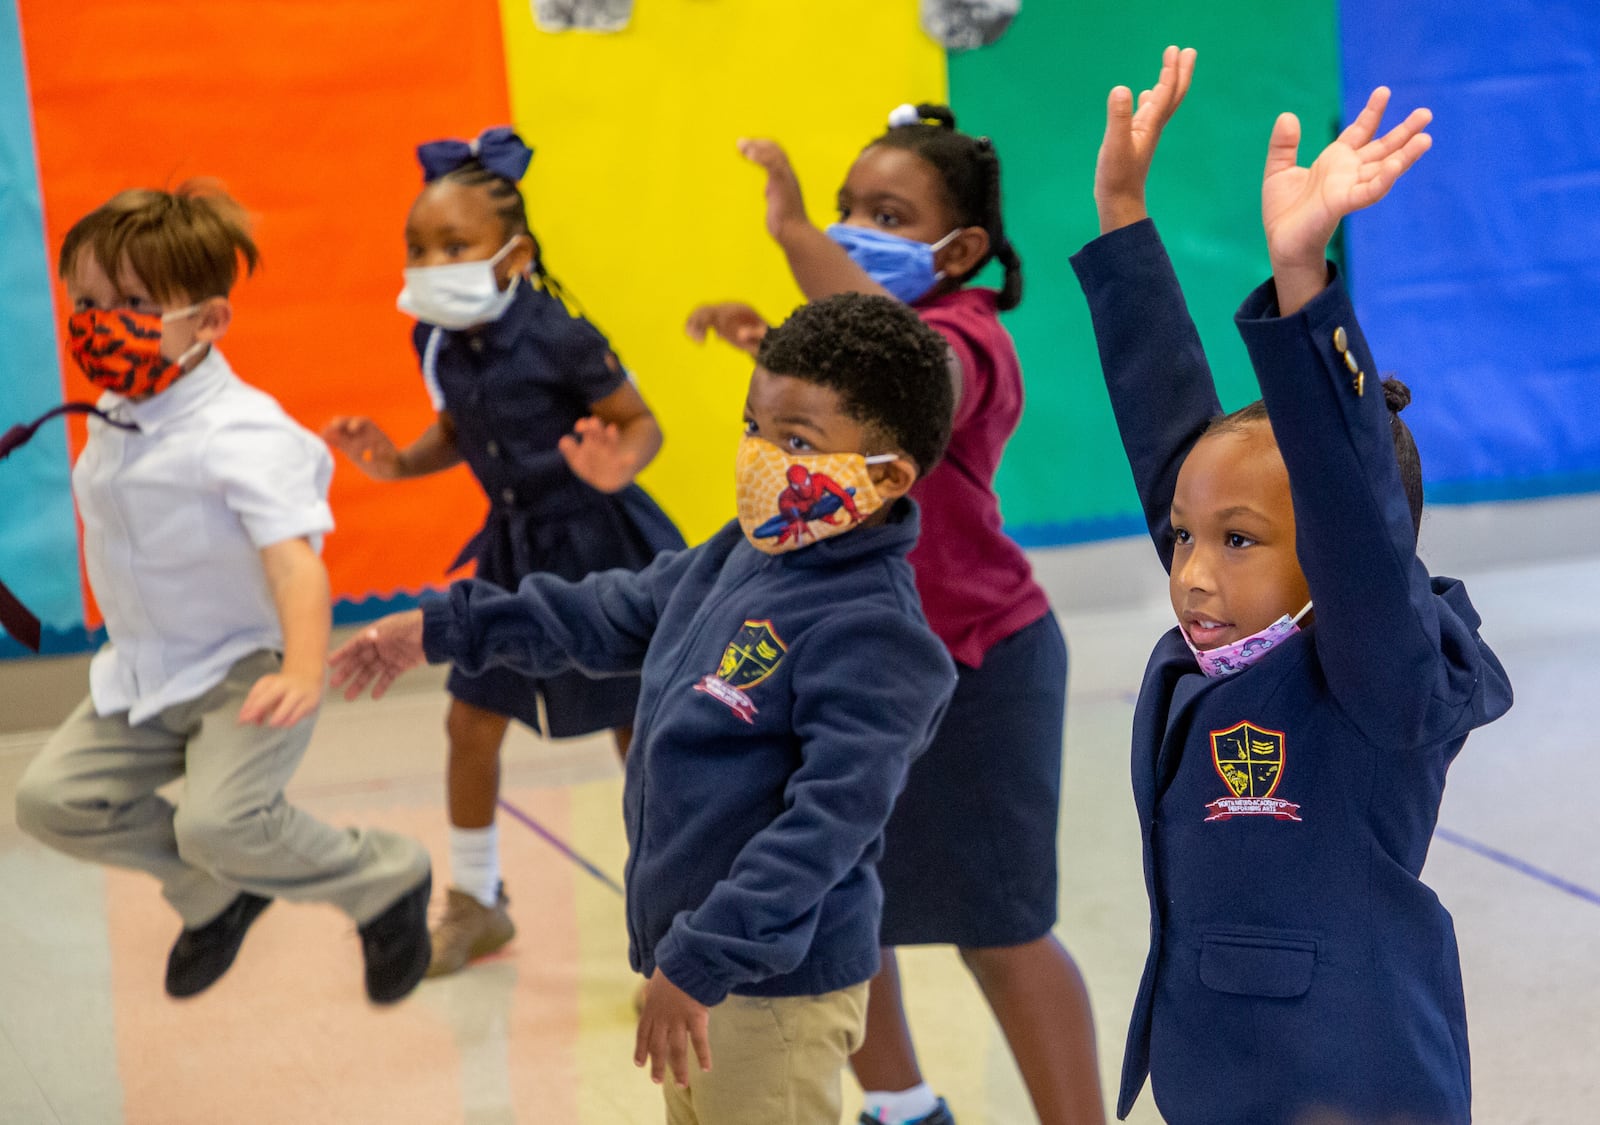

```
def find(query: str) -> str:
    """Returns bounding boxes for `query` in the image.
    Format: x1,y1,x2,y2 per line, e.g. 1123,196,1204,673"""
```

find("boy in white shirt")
15,184,431,1003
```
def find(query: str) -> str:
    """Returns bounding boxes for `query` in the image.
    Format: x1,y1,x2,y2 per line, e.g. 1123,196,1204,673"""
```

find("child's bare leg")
446,698,510,828
432,698,516,977
611,724,633,763
849,950,930,1105
959,935,1105,1125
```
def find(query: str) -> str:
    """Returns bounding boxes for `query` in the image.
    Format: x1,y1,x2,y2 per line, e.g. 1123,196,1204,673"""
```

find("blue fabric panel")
1340,1,1600,500
0,1,82,632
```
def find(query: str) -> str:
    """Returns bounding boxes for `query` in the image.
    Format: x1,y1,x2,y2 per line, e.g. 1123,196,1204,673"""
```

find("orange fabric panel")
19,2,513,625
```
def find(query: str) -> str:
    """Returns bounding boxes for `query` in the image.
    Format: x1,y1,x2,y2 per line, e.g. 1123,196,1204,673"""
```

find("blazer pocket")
1199,931,1317,999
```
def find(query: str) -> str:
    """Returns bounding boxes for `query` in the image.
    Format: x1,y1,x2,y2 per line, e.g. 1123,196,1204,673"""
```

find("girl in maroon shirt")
688,105,1103,1125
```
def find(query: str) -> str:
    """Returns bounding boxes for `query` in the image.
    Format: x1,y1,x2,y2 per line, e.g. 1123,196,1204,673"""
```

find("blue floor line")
1436,826,1600,909
497,795,625,896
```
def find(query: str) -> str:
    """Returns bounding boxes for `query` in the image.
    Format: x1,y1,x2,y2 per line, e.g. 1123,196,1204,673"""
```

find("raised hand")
685,302,770,356
559,415,641,493
322,416,405,480
327,610,426,701
1094,45,1197,233
737,138,810,241
1262,86,1432,295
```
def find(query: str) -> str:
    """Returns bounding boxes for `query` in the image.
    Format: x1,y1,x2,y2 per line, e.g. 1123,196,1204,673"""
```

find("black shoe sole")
165,892,274,999
360,871,432,1004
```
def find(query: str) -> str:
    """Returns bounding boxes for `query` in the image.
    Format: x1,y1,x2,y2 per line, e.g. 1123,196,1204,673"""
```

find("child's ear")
504,233,537,280
194,297,232,343
870,455,918,501
937,227,991,281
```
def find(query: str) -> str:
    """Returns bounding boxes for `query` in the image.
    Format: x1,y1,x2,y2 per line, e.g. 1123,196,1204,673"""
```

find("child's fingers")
236,686,268,725
648,1027,669,1085
691,1022,712,1073
685,307,711,341
1264,112,1303,180
667,1027,692,1089
1365,106,1433,161
1338,86,1391,150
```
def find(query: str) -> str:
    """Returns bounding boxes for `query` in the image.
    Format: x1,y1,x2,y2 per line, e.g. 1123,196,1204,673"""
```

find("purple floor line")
497,796,625,896
1436,827,1600,909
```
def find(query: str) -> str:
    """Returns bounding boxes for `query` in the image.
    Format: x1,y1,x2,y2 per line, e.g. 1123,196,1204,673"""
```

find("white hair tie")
887,103,921,129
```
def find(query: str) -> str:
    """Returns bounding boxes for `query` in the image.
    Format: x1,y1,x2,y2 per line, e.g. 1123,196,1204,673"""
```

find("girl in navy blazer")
1071,49,1512,1123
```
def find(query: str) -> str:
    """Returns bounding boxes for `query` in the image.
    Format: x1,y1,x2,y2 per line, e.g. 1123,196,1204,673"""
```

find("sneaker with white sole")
860,1099,956,1125
426,883,515,977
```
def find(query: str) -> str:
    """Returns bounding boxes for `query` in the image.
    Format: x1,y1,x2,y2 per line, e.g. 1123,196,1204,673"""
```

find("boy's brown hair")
58,181,259,304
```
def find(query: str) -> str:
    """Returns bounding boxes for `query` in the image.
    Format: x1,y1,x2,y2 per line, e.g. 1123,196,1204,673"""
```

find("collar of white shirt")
96,346,232,434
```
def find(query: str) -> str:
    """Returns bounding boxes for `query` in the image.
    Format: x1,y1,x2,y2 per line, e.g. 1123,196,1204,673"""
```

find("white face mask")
397,238,521,329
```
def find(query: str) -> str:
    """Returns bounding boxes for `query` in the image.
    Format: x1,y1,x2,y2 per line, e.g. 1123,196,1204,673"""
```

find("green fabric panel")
948,3,1341,538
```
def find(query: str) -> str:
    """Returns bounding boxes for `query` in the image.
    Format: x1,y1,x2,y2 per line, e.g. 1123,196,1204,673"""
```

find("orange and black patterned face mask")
66,305,203,399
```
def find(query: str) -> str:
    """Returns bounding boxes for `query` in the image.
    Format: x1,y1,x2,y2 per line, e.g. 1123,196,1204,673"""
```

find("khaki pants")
14,650,427,928
663,982,868,1125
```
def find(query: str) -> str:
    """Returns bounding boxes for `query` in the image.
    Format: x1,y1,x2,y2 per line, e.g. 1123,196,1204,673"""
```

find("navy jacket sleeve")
421,544,698,679
1071,219,1221,571
649,603,957,1006
1236,274,1488,745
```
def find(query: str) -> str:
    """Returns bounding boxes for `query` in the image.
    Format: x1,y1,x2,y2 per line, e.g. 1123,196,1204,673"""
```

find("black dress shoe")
358,871,432,1004
165,892,273,998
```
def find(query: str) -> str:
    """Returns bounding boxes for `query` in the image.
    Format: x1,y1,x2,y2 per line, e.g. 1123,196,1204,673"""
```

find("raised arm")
1239,89,1455,742
1070,46,1217,571
1261,86,1432,314
738,138,894,301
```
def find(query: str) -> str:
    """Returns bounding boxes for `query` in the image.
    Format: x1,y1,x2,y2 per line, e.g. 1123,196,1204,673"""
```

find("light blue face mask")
825,224,961,304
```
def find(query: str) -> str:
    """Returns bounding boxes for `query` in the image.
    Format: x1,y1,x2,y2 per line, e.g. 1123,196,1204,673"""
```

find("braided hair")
429,160,589,316
870,103,1022,311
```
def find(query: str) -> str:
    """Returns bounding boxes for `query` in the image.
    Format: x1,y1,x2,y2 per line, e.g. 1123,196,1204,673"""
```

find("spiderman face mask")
735,435,898,555
67,304,206,399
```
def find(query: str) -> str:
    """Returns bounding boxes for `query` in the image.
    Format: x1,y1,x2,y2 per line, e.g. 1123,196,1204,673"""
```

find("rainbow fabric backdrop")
1,0,1593,658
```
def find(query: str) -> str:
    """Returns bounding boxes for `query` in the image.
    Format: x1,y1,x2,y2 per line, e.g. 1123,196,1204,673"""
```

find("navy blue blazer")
1073,221,1512,1124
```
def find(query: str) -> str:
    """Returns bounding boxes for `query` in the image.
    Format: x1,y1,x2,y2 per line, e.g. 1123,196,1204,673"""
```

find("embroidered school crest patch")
693,619,787,723
1204,720,1302,821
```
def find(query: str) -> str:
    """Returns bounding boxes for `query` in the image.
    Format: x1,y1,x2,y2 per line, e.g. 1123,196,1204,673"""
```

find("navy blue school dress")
1072,221,1512,1124
414,280,684,736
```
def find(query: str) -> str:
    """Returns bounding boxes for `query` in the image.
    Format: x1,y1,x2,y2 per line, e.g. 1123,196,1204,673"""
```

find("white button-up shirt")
72,348,334,723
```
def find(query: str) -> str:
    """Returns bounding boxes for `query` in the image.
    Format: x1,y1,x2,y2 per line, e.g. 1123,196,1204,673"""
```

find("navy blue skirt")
877,610,1067,948
447,481,685,737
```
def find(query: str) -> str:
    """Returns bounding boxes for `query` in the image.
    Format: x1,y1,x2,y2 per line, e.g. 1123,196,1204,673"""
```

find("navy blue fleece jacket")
421,499,956,1005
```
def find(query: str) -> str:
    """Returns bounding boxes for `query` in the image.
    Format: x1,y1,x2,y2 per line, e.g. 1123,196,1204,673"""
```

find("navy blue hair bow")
416,126,534,184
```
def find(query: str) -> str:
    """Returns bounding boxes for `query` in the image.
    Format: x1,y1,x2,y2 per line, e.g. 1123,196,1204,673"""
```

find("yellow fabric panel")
498,0,946,543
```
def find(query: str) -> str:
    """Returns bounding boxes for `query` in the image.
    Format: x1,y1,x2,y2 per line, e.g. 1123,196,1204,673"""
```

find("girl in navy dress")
1072,50,1512,1122
325,127,683,977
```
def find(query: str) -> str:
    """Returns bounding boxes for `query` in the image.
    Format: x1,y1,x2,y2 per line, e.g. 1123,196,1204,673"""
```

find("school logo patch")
693,619,787,723
1204,720,1302,822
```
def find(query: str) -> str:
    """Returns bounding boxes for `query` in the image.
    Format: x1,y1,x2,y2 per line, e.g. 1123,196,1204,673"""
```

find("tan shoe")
426,884,515,978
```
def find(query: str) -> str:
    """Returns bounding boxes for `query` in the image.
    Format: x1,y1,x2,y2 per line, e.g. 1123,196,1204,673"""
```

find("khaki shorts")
663,982,869,1125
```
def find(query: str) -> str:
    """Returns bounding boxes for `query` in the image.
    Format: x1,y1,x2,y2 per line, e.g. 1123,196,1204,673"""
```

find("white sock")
449,824,500,907
862,1084,939,1124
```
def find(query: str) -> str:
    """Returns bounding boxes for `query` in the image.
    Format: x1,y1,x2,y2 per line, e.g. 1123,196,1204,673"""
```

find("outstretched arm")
1261,86,1432,315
